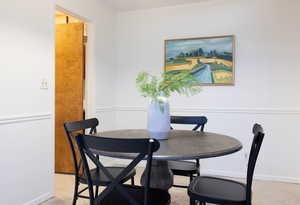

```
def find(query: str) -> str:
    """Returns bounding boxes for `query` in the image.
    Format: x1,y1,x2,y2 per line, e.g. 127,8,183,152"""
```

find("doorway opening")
55,10,88,174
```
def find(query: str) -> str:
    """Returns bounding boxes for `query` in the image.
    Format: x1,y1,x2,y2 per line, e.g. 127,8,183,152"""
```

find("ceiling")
101,0,210,11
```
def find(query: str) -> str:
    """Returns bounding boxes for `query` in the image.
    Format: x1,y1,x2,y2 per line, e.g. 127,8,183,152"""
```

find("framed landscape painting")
164,35,235,85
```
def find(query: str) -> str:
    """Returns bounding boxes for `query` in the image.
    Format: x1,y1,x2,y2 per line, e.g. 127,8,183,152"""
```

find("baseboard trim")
201,169,246,179
23,192,53,205
0,113,52,125
254,174,300,184
201,169,300,184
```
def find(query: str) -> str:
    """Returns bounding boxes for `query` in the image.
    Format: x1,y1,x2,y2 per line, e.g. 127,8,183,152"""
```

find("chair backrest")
75,134,160,205
170,116,208,131
246,123,264,204
63,118,99,175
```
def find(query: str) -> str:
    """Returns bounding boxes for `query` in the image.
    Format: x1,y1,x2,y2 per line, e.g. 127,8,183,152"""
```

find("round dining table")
95,129,242,190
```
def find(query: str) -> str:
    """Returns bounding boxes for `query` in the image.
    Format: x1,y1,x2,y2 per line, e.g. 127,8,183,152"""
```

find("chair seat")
99,184,171,205
168,160,198,176
79,167,136,186
188,176,247,205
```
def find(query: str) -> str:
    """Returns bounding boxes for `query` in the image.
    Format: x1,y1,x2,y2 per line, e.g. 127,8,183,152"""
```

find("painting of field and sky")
165,35,234,85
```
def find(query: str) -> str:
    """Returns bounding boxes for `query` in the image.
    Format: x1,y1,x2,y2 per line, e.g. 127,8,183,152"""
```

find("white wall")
0,0,116,204
114,0,300,182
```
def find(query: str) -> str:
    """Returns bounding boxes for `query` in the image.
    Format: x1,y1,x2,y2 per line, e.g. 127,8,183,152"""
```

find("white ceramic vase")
147,101,170,140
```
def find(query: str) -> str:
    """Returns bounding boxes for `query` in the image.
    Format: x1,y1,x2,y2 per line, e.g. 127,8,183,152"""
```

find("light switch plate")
40,78,48,90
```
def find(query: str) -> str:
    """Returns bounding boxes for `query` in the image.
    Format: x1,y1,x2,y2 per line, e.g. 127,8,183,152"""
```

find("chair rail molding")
95,106,114,114
113,106,300,115
0,113,52,125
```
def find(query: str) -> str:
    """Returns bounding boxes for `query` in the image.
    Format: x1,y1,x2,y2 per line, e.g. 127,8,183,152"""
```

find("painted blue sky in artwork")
166,36,233,59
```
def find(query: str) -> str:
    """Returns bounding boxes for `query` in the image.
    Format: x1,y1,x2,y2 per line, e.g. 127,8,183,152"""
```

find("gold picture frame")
164,35,235,86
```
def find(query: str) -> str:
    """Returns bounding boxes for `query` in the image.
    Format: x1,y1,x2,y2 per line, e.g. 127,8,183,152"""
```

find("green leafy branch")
136,71,201,103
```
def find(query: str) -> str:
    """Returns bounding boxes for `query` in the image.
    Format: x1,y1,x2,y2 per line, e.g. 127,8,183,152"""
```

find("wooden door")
55,23,84,174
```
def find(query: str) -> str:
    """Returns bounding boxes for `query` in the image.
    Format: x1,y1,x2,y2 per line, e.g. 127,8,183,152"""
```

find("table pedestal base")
140,160,173,190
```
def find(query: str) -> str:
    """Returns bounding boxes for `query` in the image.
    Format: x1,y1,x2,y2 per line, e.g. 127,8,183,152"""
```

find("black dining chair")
64,118,136,205
168,116,208,188
188,123,265,205
75,134,171,205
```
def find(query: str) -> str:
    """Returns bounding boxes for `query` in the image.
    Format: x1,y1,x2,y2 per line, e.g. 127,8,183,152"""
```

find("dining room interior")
1,0,300,205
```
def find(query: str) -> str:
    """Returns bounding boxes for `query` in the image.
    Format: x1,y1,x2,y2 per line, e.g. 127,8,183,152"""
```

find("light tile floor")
42,170,300,205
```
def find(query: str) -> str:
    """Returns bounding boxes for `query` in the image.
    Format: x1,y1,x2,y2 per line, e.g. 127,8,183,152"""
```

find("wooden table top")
94,129,242,160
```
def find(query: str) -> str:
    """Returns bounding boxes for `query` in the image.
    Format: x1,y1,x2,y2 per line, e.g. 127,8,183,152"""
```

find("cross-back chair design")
75,134,171,205
64,118,136,205
188,123,265,205
168,116,208,188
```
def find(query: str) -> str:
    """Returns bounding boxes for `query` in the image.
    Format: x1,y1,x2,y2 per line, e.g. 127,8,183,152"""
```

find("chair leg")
95,186,99,198
190,174,194,183
196,159,200,176
190,198,196,205
131,176,135,185
72,177,79,205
